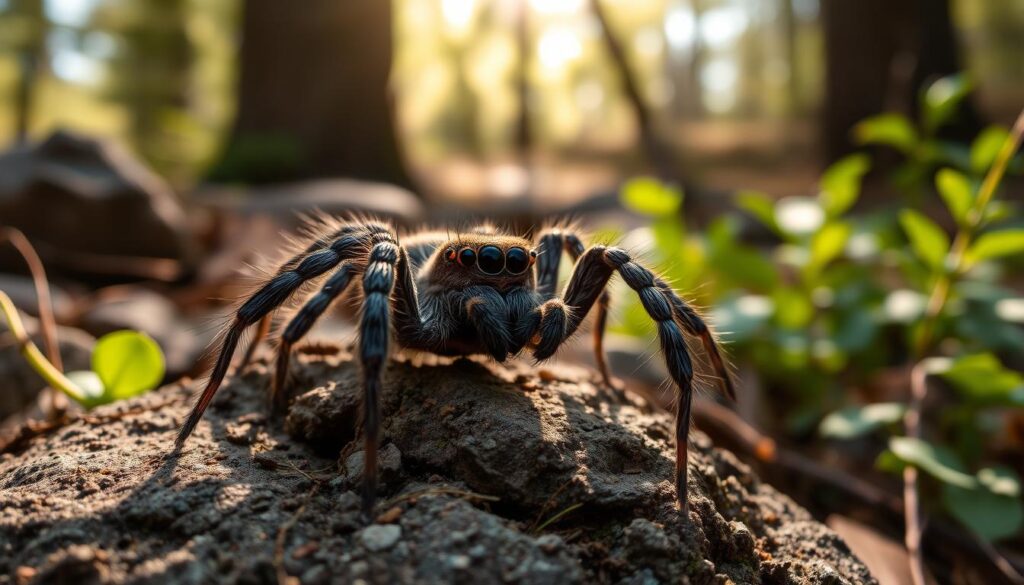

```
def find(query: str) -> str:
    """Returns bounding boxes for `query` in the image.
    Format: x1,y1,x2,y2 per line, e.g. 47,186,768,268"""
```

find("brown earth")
0,345,876,584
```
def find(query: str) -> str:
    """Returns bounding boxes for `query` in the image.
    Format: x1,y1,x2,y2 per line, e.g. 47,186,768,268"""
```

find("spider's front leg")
529,245,734,514
534,228,613,384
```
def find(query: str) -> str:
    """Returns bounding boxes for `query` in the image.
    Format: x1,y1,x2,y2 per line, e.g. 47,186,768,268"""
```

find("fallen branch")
903,364,929,585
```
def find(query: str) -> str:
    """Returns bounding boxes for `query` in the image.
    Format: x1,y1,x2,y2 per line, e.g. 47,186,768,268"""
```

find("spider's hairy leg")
655,280,736,401
175,227,378,448
565,233,613,386
358,239,401,519
533,227,612,385
531,246,710,514
272,263,356,412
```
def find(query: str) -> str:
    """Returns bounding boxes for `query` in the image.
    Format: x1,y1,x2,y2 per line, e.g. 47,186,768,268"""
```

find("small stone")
300,565,329,585
536,534,564,554
448,555,471,570
349,560,370,578
360,525,401,552
224,422,256,446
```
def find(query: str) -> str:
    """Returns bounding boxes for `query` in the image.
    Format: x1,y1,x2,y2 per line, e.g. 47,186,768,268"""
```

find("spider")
175,218,735,518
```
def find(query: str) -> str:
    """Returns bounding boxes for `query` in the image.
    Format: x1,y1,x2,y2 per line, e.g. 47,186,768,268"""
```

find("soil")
0,345,876,584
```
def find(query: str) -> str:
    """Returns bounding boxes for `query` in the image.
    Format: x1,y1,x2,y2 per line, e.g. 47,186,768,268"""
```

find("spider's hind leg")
175,225,383,448
270,263,357,413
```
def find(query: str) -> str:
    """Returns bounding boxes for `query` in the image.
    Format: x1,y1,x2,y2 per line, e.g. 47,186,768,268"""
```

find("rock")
0,274,75,322
0,351,876,584
0,130,193,279
360,524,402,552
77,286,204,379
200,179,425,225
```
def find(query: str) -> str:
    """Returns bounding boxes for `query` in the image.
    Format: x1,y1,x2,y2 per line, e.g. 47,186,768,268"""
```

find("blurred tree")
210,0,414,189
94,0,192,171
4,0,46,143
822,0,982,162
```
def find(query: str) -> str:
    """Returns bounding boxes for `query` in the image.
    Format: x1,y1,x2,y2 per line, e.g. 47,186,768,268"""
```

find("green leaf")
943,482,1023,542
854,113,918,154
899,209,950,271
922,74,973,133
875,449,907,474
820,154,870,218
807,221,852,276
92,330,165,401
935,168,973,226
772,287,813,329
735,190,780,233
819,403,906,439
939,353,1024,406
967,230,1024,263
971,126,1012,174
620,177,683,217
888,437,977,488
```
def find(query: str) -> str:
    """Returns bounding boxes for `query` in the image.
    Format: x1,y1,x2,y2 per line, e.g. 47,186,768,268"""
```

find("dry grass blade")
1,227,62,371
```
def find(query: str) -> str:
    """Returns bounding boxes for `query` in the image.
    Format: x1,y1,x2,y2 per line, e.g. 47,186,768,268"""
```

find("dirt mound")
0,347,875,584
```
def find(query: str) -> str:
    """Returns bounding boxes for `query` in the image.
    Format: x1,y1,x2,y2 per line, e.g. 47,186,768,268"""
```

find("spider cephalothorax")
175,219,735,518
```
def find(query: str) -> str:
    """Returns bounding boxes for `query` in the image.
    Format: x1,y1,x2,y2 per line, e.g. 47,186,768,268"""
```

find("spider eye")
444,248,456,262
506,247,530,274
458,247,476,268
477,245,504,275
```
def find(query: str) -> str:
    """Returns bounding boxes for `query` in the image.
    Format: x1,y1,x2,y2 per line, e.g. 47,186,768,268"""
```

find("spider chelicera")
175,219,735,518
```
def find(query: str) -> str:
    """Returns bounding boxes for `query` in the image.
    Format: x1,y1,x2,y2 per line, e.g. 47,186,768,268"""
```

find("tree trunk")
821,0,981,162
211,0,414,189
12,0,45,144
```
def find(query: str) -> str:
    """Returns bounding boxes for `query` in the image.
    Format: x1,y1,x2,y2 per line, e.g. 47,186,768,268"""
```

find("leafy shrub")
612,75,1024,542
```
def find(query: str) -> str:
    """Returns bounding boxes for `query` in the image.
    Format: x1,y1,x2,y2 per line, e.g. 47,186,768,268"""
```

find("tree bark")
821,0,982,162
212,0,414,189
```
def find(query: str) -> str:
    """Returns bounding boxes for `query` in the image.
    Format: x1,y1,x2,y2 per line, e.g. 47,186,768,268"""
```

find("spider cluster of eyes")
443,245,538,276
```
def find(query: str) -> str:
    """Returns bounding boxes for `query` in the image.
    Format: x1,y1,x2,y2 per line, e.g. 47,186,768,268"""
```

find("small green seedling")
67,330,166,408
0,290,165,409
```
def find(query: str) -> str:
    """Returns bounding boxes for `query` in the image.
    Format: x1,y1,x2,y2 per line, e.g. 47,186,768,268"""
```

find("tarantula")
175,219,735,518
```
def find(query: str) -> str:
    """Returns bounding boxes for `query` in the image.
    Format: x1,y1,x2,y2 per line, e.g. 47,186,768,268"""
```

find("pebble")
360,524,402,552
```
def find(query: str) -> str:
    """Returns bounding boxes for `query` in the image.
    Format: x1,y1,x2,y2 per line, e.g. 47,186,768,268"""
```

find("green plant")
611,74,1024,556
855,74,1022,202
1,290,166,408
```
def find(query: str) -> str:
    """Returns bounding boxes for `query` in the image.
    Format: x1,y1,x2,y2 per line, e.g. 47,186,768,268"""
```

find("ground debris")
0,352,876,584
